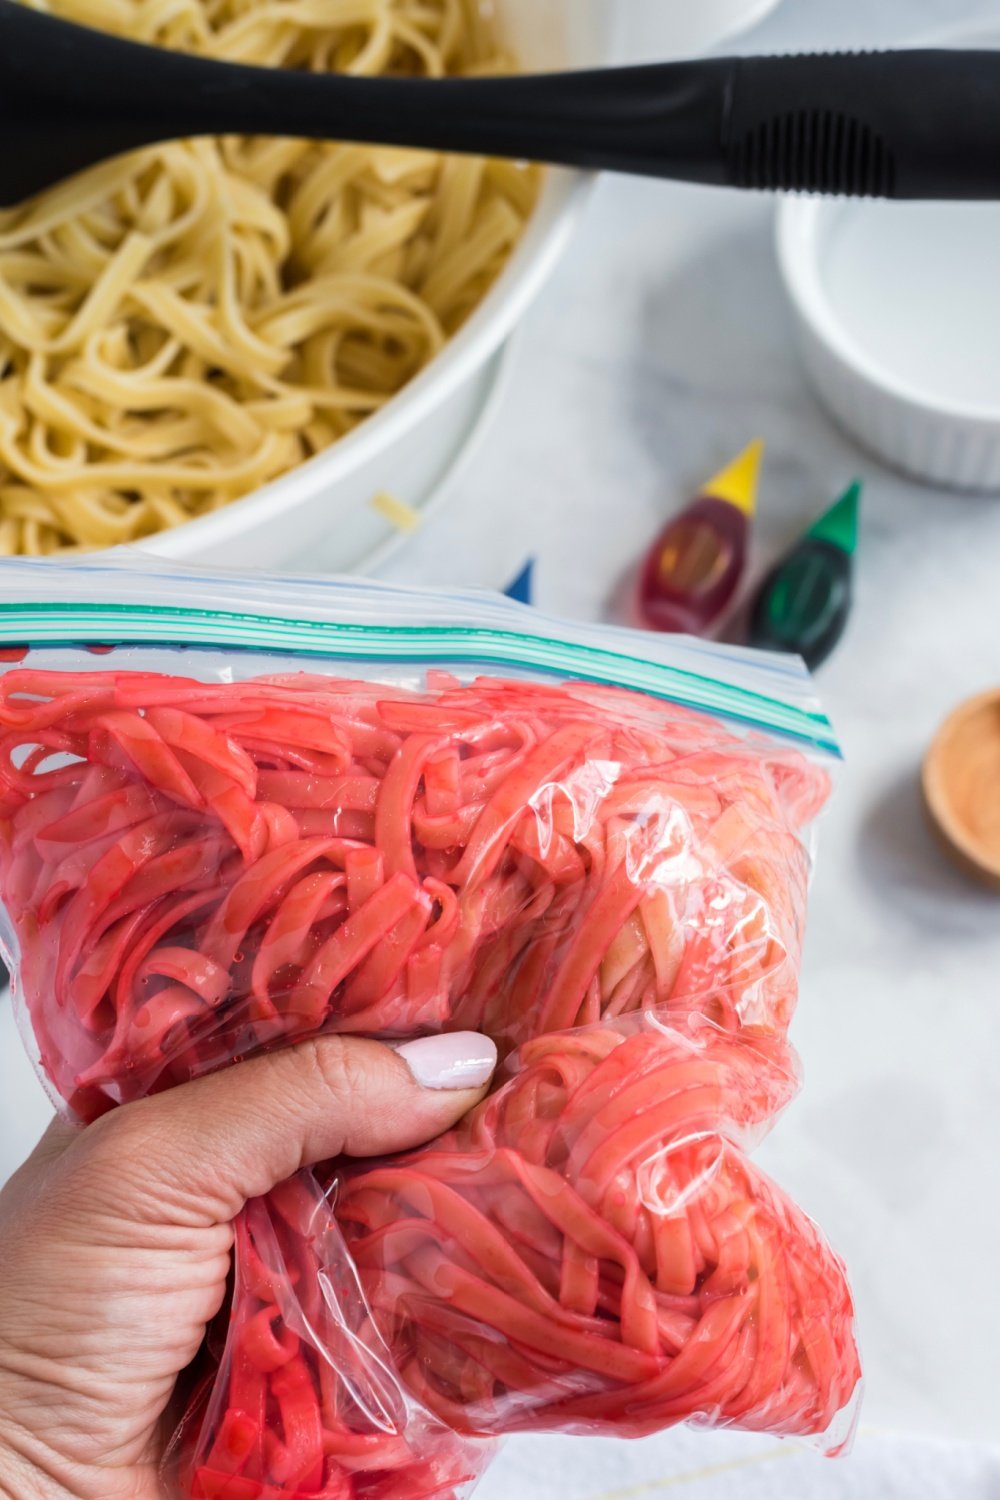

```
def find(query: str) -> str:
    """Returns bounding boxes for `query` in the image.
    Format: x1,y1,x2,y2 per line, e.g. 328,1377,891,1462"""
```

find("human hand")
0,1032,496,1500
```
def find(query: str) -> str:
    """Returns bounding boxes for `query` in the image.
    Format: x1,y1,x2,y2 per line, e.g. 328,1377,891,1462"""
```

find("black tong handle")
2,0,1000,206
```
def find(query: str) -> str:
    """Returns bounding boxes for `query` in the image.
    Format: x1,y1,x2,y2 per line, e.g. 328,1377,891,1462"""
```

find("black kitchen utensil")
3,0,1000,208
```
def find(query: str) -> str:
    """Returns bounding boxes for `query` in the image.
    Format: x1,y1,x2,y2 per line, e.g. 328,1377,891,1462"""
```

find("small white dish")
776,21,1000,492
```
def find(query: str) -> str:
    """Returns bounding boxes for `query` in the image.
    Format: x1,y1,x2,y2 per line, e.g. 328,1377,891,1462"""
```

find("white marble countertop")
3,0,1000,1483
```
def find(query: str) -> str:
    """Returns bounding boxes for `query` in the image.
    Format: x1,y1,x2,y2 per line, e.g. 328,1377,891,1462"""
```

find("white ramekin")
775,20,1000,494
776,201,1000,493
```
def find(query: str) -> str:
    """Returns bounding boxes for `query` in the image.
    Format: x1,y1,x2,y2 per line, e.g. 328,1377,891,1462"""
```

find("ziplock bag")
0,558,861,1496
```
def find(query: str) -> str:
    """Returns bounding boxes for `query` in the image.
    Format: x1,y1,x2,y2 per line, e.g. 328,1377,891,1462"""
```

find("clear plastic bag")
0,559,861,1495
177,1017,859,1499
175,1173,496,1499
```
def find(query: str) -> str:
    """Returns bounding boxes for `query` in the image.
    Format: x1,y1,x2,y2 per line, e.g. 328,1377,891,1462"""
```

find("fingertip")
390,1032,497,1093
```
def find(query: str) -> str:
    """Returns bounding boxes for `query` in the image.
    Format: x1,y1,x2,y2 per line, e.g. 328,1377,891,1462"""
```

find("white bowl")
140,0,614,573
776,19,1000,493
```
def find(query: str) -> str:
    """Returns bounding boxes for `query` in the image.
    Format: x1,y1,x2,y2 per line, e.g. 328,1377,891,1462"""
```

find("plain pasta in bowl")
0,0,538,555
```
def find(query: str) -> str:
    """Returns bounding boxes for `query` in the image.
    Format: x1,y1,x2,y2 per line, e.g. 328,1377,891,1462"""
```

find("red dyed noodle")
0,664,859,1498
179,1174,495,1500
0,669,826,1119
182,1023,858,1498
340,1023,858,1441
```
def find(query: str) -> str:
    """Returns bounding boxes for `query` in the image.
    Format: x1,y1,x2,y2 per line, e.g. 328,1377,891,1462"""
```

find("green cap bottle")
749,482,861,669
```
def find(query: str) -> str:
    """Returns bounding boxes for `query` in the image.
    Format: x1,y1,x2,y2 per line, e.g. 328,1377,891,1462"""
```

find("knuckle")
85,1097,158,1163
67,1098,170,1210
303,1036,380,1116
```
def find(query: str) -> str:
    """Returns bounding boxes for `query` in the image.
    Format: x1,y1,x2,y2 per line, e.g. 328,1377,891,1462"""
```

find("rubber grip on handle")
723,50,1000,200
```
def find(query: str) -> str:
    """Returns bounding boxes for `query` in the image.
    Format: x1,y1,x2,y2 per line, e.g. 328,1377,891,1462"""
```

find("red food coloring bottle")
638,440,764,636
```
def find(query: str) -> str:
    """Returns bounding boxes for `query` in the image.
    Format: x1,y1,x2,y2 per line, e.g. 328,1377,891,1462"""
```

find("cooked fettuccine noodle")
0,0,538,554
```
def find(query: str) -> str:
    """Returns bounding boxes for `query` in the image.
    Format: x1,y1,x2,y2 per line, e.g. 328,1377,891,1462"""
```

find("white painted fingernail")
392,1032,497,1091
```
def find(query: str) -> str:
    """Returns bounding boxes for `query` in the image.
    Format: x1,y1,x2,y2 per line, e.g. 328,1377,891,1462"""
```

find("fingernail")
392,1032,497,1091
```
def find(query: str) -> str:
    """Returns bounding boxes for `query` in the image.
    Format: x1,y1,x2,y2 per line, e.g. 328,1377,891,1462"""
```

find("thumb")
72,1032,497,1226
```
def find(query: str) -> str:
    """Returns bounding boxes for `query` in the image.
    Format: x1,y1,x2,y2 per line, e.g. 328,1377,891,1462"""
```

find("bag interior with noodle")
0,560,862,1497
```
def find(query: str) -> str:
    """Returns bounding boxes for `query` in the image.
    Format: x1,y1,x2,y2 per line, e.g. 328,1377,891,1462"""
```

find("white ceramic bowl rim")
776,16,1000,429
